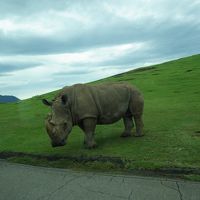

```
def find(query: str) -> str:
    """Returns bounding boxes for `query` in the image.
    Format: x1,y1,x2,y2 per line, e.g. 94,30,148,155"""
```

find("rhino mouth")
51,139,66,148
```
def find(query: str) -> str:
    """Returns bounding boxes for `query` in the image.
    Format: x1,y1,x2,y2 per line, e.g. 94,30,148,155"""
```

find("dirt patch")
112,66,156,78
186,69,193,73
193,131,200,137
0,151,125,168
1,151,200,179
133,66,156,73
195,131,200,133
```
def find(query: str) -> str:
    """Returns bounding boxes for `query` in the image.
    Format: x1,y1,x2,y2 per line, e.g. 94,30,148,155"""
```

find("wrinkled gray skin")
42,83,144,149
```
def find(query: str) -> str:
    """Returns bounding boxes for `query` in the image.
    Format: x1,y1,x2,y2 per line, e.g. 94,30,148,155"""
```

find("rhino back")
72,83,132,124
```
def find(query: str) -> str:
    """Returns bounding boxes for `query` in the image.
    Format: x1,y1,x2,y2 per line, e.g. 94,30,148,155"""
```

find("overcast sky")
0,0,199,99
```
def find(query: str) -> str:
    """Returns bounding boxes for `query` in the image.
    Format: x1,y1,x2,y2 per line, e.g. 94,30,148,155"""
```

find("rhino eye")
63,123,68,129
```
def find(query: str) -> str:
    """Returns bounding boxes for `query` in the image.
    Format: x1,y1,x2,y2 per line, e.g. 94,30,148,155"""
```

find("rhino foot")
85,142,97,149
134,133,144,137
120,132,132,137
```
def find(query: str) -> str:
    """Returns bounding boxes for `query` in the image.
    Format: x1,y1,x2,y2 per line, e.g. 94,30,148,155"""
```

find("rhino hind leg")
121,116,134,137
81,118,97,149
129,97,144,137
133,113,144,137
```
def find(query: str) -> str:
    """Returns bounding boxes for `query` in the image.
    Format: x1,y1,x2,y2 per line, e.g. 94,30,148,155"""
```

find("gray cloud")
0,73,11,77
1,20,199,57
0,0,199,56
0,61,41,74
54,68,93,77
0,0,200,98
0,0,69,17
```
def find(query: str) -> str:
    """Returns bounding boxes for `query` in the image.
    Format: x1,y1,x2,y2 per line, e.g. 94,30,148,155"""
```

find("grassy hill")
0,54,200,177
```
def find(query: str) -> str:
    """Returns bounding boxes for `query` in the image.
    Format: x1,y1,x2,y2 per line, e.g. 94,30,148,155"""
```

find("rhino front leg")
121,116,134,137
81,118,97,149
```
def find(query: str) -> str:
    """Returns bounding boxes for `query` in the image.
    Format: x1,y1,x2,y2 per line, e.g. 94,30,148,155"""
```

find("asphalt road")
0,160,200,200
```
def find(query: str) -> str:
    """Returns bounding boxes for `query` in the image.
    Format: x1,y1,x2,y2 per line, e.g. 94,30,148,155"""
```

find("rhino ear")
61,95,68,105
42,99,52,106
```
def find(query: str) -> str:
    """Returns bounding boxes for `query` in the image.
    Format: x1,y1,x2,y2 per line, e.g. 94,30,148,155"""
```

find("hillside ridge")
0,95,20,103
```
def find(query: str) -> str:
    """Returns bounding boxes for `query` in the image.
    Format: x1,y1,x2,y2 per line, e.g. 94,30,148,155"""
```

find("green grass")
0,54,200,176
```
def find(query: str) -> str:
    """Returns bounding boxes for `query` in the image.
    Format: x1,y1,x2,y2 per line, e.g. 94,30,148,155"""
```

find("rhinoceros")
42,83,144,148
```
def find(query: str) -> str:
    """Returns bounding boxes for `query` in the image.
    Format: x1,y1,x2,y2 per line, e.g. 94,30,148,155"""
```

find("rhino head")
42,95,72,147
